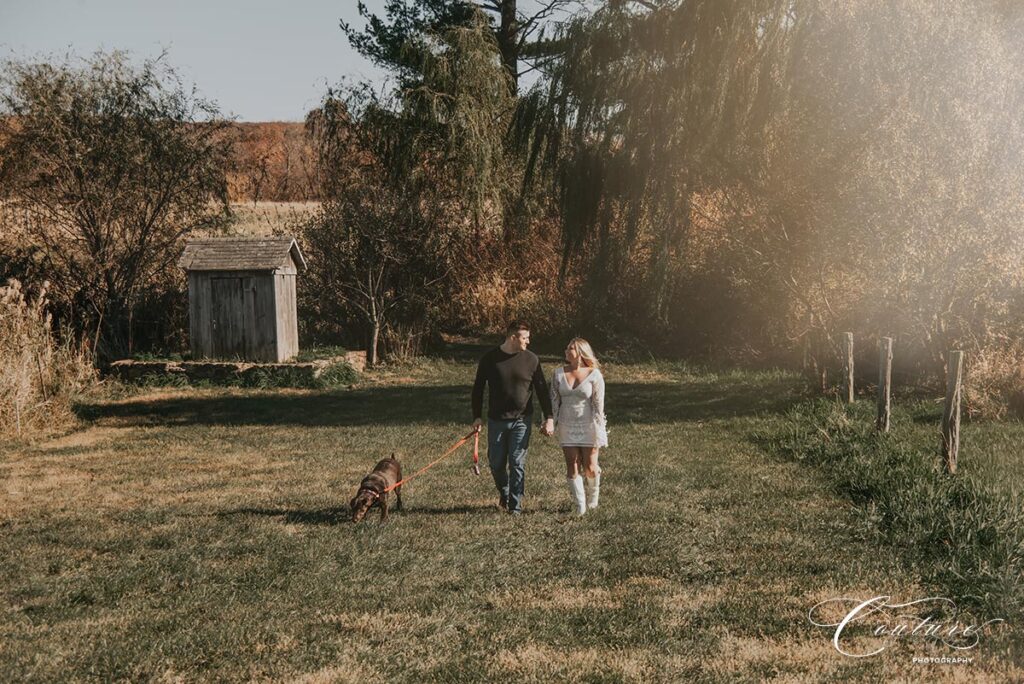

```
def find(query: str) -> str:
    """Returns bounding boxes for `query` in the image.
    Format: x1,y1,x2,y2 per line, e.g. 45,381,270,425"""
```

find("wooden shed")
178,237,306,362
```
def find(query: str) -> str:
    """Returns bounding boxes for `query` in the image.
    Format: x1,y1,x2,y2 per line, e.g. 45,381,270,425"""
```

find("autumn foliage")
224,122,319,203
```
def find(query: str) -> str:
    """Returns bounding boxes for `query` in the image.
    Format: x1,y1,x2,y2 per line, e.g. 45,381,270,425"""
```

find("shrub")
315,361,358,389
963,341,1024,419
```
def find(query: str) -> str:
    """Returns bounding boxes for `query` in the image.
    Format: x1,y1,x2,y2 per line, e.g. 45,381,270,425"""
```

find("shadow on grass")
217,504,504,526
219,507,351,525
401,504,502,515
77,375,801,428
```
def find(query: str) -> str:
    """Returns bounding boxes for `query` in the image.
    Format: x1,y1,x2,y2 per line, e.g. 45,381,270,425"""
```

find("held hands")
471,418,483,433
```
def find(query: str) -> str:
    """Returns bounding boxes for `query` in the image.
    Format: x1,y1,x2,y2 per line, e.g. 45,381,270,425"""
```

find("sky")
0,0,390,121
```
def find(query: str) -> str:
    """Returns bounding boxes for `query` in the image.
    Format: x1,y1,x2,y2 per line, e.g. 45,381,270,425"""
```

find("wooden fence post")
876,337,892,432
802,330,810,376
842,332,855,403
941,350,963,474
809,317,828,394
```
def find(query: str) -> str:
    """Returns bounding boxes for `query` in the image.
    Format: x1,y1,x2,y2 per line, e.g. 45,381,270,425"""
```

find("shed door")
210,277,255,359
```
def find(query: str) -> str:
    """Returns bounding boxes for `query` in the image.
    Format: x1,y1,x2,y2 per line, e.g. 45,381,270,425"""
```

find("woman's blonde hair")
570,337,600,369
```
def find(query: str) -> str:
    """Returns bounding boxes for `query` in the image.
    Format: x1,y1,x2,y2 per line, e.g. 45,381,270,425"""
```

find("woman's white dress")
551,367,608,448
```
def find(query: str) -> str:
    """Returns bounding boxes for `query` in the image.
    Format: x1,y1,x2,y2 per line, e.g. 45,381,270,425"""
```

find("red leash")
381,428,481,494
472,429,481,475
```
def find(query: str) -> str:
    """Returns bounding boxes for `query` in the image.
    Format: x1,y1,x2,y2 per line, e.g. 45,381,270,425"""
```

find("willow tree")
386,14,516,229
303,12,520,359
325,9,516,231
521,0,1024,365
516,0,790,334
772,1,1024,370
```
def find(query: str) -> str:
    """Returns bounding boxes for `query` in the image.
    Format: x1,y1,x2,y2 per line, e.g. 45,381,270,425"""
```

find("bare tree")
298,181,453,366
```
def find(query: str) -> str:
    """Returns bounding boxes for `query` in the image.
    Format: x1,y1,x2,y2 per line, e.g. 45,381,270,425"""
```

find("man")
471,320,555,515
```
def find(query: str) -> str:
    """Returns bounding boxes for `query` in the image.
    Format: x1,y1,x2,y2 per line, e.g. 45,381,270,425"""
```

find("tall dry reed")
0,279,95,438
963,339,1024,419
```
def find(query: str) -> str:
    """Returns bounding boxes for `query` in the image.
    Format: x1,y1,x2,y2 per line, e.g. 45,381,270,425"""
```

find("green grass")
760,396,1024,629
293,346,350,363
817,392,1024,500
2,354,1021,681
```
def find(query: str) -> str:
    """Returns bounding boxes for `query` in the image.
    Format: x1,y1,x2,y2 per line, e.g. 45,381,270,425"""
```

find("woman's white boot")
567,475,586,515
584,472,601,509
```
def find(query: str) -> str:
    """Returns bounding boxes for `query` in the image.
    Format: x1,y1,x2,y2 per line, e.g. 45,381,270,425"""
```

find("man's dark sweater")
472,347,554,421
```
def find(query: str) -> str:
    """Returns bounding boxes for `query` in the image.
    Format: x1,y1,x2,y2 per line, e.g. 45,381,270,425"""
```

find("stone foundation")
108,351,366,385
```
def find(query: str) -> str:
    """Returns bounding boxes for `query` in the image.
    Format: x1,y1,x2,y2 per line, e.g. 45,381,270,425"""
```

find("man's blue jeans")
487,417,532,513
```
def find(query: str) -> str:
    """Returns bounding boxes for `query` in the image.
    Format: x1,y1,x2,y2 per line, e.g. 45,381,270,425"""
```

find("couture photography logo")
808,595,1006,660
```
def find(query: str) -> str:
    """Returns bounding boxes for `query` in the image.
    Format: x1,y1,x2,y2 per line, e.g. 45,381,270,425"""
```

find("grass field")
221,202,320,237
0,201,320,240
2,351,1021,682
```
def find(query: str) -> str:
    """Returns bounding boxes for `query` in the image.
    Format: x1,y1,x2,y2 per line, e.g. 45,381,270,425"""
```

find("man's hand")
472,418,483,433
543,418,554,436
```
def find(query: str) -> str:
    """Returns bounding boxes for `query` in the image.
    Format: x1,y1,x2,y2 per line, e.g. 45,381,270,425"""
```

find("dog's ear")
349,496,358,511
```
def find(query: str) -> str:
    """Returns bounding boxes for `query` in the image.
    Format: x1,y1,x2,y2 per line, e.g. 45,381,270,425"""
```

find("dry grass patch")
289,659,384,684
39,426,125,451
663,584,730,616
490,642,665,682
488,585,619,611
708,632,1023,683
220,201,321,237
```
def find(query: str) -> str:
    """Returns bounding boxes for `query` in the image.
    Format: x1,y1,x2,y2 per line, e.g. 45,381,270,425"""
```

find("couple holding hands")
471,320,607,516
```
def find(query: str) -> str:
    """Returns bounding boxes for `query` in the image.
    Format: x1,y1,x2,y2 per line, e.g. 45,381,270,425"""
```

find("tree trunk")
498,0,519,95
368,319,381,367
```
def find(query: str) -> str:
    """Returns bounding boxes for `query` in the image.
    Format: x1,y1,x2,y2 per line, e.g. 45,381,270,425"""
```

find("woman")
550,338,607,516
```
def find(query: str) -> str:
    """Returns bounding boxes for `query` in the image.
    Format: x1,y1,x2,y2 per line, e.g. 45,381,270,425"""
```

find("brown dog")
350,455,403,522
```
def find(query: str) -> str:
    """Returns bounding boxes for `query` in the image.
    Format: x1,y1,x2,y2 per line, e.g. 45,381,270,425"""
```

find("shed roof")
178,236,307,272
